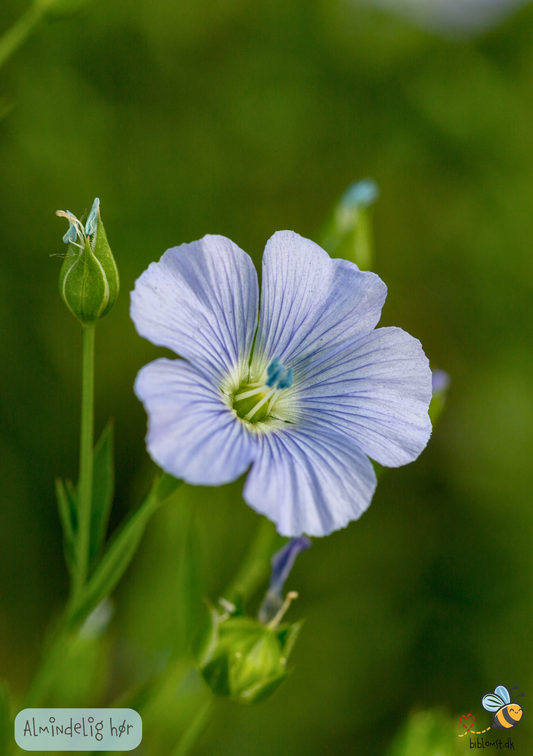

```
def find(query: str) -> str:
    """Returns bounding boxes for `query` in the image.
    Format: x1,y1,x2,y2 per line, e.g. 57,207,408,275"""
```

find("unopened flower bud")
56,198,119,325
316,178,379,270
429,369,450,425
195,602,302,705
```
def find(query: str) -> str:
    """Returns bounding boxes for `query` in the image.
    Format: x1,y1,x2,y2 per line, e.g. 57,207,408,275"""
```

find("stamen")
267,591,299,629
62,223,78,245
232,360,294,424
234,385,265,401
56,210,86,248
244,387,276,421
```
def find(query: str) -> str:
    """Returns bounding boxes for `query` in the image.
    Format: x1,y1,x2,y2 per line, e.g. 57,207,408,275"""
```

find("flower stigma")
232,357,293,424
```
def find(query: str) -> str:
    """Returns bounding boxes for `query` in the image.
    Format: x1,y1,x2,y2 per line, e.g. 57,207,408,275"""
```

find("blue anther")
267,357,281,378
85,197,100,236
277,367,293,390
266,358,293,390
62,215,78,244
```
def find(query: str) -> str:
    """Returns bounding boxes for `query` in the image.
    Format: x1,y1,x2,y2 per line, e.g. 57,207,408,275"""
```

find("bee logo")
482,685,524,730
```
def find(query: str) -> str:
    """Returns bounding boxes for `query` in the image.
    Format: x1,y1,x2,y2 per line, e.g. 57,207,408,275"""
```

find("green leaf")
71,473,181,623
55,477,76,577
89,420,115,567
65,479,78,531
277,619,304,659
0,679,12,756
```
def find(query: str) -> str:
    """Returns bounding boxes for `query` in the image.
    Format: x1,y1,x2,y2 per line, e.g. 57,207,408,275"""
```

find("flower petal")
298,327,432,467
243,426,377,537
253,230,387,376
130,235,259,384
135,358,256,485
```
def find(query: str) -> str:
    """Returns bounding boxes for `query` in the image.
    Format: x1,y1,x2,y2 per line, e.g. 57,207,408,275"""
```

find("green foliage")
316,181,379,269
89,420,114,565
71,473,182,623
195,604,302,705
45,634,110,707
387,710,464,756
0,680,12,756
55,476,77,578
55,421,114,581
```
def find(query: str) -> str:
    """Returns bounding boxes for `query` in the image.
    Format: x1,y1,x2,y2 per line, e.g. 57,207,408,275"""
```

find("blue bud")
258,536,311,625
269,537,311,596
431,369,450,395
342,178,380,209
429,368,450,425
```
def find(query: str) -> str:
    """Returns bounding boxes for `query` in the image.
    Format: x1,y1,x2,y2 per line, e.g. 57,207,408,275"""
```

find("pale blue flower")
130,231,432,537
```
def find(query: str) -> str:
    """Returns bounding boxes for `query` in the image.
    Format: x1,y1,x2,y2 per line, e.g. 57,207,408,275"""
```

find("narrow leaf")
55,477,76,577
72,473,181,623
65,478,78,530
90,420,115,566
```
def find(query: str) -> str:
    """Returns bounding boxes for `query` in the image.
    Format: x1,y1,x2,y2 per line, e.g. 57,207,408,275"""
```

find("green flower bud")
56,199,119,324
195,601,303,705
316,178,379,270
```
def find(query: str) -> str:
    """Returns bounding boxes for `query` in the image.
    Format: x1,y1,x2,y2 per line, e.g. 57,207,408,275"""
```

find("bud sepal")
195,602,303,705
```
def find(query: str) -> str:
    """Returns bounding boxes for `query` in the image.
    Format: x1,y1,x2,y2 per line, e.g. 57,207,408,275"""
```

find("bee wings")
495,685,511,704
482,690,509,712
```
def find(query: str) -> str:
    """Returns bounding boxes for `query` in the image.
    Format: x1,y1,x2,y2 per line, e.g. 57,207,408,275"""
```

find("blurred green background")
1,0,533,753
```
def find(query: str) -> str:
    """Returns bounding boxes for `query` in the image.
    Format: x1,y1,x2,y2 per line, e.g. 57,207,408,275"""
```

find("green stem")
0,2,47,71
168,697,214,756
223,517,285,606
73,323,96,605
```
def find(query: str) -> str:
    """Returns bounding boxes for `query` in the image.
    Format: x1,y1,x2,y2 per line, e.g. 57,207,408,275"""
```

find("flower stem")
223,518,285,605
73,323,96,605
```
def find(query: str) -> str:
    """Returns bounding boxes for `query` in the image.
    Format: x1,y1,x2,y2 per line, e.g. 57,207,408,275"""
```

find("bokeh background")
1,0,533,753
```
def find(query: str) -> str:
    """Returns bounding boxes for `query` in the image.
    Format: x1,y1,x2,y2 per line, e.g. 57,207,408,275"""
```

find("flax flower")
131,231,431,536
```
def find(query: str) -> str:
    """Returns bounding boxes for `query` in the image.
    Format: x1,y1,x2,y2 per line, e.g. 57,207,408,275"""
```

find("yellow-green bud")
56,198,119,325
195,603,302,705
